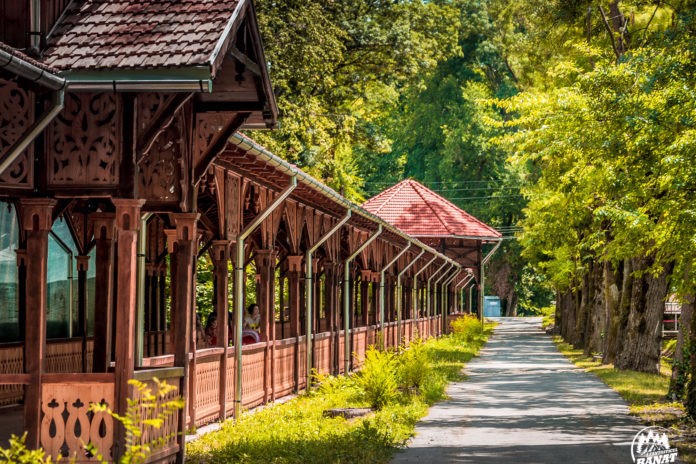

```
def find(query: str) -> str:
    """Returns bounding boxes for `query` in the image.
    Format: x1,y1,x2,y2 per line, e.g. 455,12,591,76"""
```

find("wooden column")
76,255,90,373
255,249,276,402
92,213,116,373
324,262,339,374
211,240,230,420
112,199,144,459
168,213,198,463
360,270,371,327
286,255,302,390
19,198,55,449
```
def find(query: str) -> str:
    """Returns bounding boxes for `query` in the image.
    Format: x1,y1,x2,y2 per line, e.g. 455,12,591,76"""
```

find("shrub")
450,314,482,343
0,433,56,464
397,338,430,389
354,347,399,410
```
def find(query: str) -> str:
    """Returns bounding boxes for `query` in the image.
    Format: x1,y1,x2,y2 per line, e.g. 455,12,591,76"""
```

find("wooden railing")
3,315,450,455
40,373,115,463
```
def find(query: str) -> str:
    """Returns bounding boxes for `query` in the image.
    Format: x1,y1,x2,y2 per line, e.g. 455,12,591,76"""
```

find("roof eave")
0,48,65,90
63,67,213,92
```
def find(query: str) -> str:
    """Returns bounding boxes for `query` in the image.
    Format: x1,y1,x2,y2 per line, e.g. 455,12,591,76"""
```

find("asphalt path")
390,317,644,464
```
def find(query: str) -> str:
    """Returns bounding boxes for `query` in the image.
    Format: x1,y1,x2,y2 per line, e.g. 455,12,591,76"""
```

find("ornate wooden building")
0,1,498,462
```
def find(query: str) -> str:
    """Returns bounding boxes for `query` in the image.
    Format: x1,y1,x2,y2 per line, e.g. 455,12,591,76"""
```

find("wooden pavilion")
0,1,487,463
363,179,502,317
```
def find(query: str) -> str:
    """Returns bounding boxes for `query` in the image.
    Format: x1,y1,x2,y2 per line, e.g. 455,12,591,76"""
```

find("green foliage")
354,347,400,410
450,314,483,344
397,338,430,390
0,433,57,464
89,378,184,464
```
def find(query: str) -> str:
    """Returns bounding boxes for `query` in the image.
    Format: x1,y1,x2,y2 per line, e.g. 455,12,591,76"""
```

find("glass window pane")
47,234,71,339
0,203,19,343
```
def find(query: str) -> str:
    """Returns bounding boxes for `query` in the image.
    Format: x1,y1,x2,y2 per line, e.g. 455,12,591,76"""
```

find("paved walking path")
391,317,642,464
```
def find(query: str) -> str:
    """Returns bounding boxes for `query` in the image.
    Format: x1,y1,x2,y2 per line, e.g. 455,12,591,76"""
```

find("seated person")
204,313,218,346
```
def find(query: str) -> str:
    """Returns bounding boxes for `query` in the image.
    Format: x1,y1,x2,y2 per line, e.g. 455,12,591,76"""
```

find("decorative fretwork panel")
47,93,120,187
0,79,34,188
40,379,114,462
137,377,180,461
137,93,168,133
138,116,186,205
193,352,223,427
0,344,23,405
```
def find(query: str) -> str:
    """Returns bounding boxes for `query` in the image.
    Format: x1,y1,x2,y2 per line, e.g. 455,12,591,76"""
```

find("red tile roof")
43,0,243,72
362,179,501,239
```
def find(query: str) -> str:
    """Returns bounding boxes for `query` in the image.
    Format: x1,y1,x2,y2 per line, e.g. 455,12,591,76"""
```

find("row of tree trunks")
556,255,673,374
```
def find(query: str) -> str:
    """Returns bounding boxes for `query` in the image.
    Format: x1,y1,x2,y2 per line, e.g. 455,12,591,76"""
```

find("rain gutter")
234,175,297,419
395,248,425,346
305,208,352,389
378,243,413,348
344,225,382,373
64,68,214,92
0,48,65,90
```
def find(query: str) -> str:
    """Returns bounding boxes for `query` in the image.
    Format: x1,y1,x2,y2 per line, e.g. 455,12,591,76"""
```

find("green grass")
553,336,671,406
186,324,493,464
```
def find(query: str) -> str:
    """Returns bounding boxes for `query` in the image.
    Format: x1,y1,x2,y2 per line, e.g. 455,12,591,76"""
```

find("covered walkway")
391,318,640,464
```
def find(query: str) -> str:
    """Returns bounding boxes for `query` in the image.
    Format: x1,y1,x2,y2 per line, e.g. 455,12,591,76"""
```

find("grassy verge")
187,321,494,464
552,337,696,462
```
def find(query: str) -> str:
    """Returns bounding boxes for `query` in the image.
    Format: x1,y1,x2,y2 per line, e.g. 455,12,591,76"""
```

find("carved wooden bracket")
76,255,90,272
19,198,57,232
113,199,145,232
170,213,200,243
90,213,116,241
211,240,231,264
287,255,303,273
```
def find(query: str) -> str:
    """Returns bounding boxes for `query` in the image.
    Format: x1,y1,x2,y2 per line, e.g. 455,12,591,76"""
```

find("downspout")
344,225,382,374
426,262,449,319
454,273,475,313
479,240,502,325
378,243,413,349
0,90,64,177
412,256,437,320
234,176,297,419
396,248,425,346
305,209,352,389
441,269,461,333
135,213,152,367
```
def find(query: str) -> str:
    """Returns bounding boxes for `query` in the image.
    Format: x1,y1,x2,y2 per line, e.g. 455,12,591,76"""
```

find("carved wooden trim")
0,79,34,188
19,198,57,232
47,93,120,187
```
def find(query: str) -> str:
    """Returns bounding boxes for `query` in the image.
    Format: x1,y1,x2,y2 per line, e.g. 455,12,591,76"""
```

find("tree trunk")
574,271,591,349
615,257,671,373
584,261,606,356
558,288,578,344
669,297,693,400
602,259,624,363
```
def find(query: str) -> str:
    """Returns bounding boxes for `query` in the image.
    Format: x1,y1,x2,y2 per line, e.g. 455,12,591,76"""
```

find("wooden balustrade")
133,368,183,464
352,328,367,368
224,349,236,416
313,333,331,375
297,336,307,390
40,373,115,462
241,343,265,409
272,339,295,398
192,348,224,427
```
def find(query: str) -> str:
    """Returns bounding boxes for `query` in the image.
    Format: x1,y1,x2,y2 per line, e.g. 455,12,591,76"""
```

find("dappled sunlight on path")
390,318,642,464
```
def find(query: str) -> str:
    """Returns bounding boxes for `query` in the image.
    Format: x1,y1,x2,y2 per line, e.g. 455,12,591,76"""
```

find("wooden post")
76,255,90,373
19,198,55,449
91,213,116,373
112,199,144,459
255,249,277,402
360,270,371,327
168,213,198,464
286,255,302,390
324,262,339,374
211,240,230,420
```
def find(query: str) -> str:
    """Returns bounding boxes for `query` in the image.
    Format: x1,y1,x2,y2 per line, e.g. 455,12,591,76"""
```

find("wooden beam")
228,45,262,76
194,100,264,113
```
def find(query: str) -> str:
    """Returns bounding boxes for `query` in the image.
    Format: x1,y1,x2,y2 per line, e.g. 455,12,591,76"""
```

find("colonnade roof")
217,133,462,269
